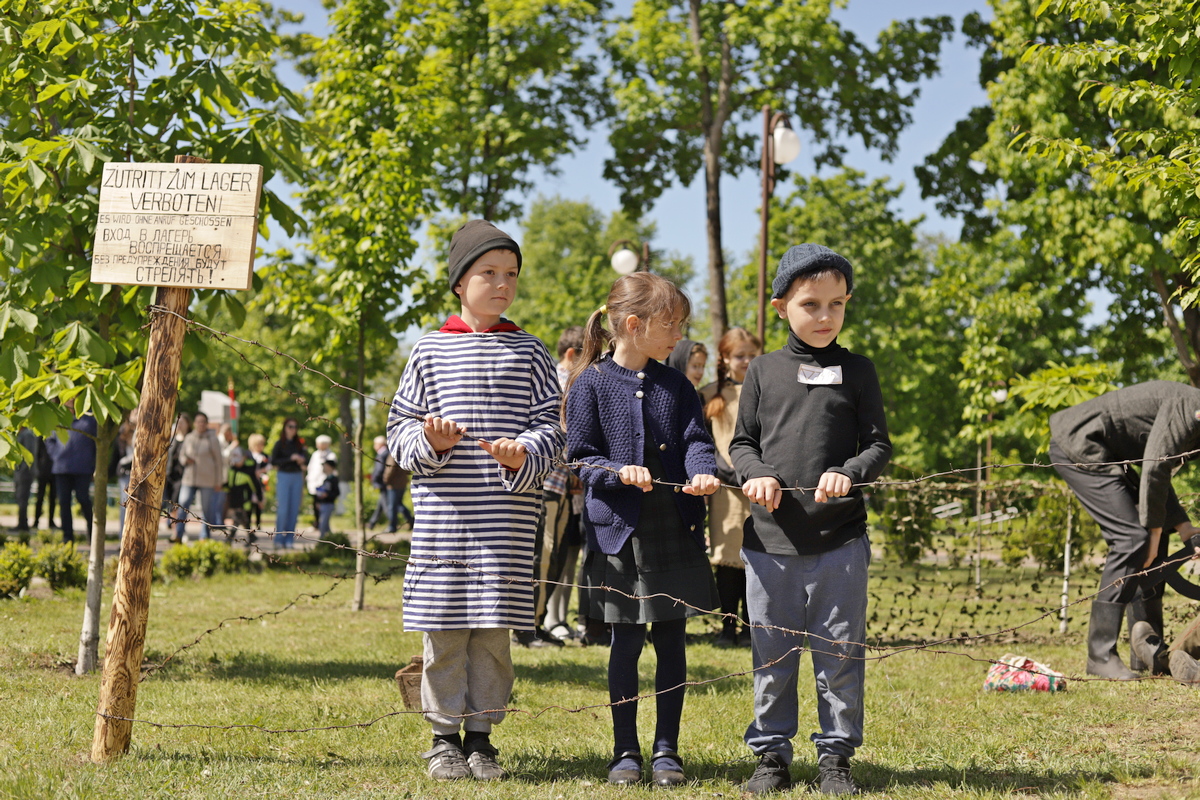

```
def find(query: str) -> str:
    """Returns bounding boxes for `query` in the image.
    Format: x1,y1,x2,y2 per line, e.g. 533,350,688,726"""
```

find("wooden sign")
91,162,263,291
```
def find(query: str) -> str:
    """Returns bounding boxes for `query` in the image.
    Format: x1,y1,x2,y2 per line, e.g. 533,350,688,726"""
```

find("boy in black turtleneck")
730,244,890,797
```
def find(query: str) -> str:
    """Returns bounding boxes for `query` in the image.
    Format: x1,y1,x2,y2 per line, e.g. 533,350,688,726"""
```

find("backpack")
382,454,409,490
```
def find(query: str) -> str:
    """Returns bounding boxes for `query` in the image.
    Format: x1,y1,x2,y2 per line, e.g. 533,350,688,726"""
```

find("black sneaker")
421,739,470,780
817,754,859,795
743,751,791,794
464,739,507,780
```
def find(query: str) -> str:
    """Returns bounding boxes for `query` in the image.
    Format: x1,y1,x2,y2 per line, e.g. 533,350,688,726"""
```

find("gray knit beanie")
772,243,853,298
447,219,522,297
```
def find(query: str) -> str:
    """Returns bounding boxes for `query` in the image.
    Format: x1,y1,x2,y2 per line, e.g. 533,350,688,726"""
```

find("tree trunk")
1152,268,1200,386
352,312,367,611
688,0,733,340
703,139,727,340
77,417,118,675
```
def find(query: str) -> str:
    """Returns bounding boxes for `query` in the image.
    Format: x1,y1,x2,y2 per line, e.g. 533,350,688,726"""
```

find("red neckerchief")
439,315,522,334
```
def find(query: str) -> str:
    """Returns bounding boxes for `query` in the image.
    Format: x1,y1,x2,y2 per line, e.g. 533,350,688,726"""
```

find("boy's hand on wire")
619,464,653,492
424,415,465,453
743,477,782,512
480,438,527,471
683,473,721,496
814,472,852,504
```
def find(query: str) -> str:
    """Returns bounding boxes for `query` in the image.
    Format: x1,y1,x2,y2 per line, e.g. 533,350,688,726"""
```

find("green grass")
2,551,1200,799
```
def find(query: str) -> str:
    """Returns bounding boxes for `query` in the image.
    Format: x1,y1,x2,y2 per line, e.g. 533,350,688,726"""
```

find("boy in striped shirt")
387,220,564,781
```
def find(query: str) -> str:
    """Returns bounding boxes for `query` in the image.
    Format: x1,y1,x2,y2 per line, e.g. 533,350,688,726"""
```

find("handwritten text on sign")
91,162,263,291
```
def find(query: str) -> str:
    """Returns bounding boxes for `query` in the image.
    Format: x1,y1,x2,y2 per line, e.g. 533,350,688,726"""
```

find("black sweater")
729,333,891,555
1049,380,1200,529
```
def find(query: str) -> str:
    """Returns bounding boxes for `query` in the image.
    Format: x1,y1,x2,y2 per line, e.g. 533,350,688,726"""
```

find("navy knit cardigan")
566,355,717,555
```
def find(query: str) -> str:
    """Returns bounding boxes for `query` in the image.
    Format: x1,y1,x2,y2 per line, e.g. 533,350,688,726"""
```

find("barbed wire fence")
42,303,1200,736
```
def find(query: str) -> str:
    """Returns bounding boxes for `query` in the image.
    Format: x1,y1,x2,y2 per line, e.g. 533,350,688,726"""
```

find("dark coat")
1050,381,1200,530
566,355,717,554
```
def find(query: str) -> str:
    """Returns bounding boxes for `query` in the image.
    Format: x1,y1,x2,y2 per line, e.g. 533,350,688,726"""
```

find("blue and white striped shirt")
387,328,563,631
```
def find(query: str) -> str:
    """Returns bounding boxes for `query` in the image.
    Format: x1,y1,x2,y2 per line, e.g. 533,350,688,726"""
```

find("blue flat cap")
772,243,853,298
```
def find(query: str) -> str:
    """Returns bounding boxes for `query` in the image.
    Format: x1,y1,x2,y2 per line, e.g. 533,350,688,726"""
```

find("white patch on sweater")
796,364,843,385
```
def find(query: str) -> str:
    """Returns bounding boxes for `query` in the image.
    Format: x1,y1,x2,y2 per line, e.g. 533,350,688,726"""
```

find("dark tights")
715,565,748,630
609,618,687,756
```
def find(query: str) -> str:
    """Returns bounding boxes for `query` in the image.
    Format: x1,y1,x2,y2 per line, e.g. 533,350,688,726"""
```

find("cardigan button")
673,486,680,493
636,372,646,379
635,390,644,398
658,443,666,451
690,525,696,531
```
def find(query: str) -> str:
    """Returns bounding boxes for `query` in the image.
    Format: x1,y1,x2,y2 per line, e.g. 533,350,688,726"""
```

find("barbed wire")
131,492,1200,682
94,304,1200,738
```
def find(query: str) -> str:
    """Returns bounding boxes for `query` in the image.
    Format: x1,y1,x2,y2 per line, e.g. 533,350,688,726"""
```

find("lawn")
2,544,1199,799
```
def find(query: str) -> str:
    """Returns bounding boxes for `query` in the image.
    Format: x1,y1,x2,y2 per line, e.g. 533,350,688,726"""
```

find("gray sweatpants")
421,628,514,736
743,535,870,764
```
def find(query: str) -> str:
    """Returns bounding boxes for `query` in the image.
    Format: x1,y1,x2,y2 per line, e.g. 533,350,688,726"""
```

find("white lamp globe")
990,388,1009,404
772,124,802,165
611,248,640,276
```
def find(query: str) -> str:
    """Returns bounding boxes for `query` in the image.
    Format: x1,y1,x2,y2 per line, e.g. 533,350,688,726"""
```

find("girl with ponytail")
564,272,721,787
699,328,762,647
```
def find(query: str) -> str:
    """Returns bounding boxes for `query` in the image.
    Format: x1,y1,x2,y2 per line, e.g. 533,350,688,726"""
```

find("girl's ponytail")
704,354,729,420
562,306,610,422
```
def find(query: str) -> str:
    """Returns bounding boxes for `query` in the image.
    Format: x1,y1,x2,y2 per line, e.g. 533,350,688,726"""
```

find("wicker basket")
394,655,423,711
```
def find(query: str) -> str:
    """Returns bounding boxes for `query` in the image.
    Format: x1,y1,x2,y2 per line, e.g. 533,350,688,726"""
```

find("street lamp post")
608,239,650,275
757,106,802,344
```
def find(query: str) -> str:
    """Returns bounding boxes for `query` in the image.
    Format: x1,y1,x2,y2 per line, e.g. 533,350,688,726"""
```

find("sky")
268,0,993,280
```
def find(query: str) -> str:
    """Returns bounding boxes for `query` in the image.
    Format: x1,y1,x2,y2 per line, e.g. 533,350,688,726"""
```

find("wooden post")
90,154,202,763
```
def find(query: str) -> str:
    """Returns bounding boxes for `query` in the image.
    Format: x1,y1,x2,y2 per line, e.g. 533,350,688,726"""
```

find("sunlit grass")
1,545,1199,799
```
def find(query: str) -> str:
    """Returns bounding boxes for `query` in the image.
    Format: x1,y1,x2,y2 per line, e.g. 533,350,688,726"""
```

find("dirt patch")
28,651,82,675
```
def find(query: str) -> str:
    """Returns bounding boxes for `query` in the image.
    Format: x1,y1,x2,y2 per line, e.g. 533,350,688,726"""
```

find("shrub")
34,542,87,591
0,543,36,597
161,540,248,579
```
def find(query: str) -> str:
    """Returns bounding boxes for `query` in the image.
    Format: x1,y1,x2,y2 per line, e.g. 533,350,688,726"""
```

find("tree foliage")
604,0,952,337
510,196,694,347
919,1,1196,386
0,0,307,465
727,167,1097,473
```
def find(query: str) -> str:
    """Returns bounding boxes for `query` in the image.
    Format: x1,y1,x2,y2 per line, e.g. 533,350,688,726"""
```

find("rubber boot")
1086,600,1138,680
1127,595,1167,673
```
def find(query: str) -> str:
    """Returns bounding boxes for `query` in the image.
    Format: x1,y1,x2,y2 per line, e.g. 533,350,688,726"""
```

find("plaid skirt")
583,441,719,624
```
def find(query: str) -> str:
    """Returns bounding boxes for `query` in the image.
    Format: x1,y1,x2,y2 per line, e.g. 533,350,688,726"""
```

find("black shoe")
464,739,506,780
715,627,737,648
651,750,686,787
421,739,470,780
817,754,859,795
534,627,565,647
607,750,643,785
743,752,791,794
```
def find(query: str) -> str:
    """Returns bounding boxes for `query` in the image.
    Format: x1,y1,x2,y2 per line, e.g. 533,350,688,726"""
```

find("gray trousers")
743,536,870,763
1050,440,1154,603
421,628,514,736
